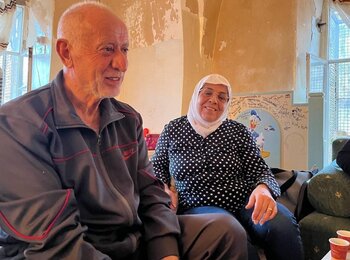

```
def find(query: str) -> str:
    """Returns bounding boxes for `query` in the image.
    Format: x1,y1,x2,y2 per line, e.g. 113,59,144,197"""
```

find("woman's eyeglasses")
199,88,229,103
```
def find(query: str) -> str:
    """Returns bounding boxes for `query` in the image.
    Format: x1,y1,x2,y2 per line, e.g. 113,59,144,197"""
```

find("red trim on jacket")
53,149,96,163
0,189,72,241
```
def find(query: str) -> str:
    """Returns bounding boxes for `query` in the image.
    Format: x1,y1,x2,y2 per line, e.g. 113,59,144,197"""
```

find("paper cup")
337,230,350,245
329,237,350,260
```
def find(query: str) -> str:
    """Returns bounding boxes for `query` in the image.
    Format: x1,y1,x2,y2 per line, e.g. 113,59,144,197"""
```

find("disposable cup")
337,230,350,246
329,237,350,260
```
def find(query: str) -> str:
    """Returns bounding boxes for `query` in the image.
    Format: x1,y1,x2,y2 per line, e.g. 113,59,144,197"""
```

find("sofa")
299,137,350,260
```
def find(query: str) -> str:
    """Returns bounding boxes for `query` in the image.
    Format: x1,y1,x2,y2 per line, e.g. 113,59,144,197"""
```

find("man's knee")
206,214,248,259
210,213,247,244
178,213,248,259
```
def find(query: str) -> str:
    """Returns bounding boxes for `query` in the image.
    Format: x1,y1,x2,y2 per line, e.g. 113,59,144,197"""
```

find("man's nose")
111,50,128,72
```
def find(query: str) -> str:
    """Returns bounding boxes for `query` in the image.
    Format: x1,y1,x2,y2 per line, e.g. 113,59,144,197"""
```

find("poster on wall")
236,109,281,168
230,92,308,170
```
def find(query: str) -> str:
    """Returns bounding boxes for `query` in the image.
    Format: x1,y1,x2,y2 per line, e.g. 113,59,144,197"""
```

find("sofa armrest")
295,180,315,222
307,160,350,217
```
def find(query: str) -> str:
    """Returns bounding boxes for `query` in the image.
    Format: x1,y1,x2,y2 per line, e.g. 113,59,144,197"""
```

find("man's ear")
56,39,73,67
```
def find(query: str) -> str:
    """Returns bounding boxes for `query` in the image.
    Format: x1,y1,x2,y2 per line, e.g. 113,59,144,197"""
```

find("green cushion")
308,160,350,217
300,211,350,260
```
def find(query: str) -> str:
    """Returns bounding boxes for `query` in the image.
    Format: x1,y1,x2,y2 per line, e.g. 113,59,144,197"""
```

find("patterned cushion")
308,160,350,217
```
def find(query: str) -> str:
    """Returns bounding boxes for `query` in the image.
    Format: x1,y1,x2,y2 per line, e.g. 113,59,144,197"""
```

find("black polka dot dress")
151,116,281,214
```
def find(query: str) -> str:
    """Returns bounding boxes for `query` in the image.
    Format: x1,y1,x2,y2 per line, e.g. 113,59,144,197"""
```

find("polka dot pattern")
151,116,280,213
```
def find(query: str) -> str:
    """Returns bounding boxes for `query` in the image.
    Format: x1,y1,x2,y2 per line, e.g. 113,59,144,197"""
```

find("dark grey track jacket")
0,71,180,259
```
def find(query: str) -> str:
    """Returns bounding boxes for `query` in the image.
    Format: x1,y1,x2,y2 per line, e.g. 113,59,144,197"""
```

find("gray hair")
57,1,116,47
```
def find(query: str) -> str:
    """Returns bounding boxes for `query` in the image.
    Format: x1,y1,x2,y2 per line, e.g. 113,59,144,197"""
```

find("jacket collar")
51,70,125,130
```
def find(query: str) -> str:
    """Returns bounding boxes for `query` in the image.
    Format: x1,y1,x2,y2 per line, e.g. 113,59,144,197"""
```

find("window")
328,9,350,137
309,55,326,94
0,6,26,105
0,5,51,105
308,8,350,164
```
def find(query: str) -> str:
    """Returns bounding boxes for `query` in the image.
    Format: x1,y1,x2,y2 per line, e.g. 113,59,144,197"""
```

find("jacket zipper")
96,131,134,226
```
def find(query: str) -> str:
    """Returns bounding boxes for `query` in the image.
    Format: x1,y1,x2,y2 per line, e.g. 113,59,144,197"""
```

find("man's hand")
164,185,178,212
245,183,277,225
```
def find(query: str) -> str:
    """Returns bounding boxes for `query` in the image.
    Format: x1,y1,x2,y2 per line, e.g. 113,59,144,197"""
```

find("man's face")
70,14,129,99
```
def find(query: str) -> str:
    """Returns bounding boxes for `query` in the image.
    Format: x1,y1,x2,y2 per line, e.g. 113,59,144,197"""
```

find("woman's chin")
201,115,219,123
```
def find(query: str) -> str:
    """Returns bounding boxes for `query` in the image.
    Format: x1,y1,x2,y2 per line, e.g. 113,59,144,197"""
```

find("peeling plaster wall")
105,0,181,48
181,0,324,111
294,0,324,103
181,0,222,114
309,0,325,57
212,0,297,95
106,0,184,133
119,39,183,133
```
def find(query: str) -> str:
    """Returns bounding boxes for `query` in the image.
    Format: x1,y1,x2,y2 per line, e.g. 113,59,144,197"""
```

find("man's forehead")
96,28,129,44
89,15,128,39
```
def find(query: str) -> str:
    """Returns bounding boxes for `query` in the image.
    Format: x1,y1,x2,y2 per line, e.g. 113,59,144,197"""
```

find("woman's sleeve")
336,140,350,174
236,124,281,198
150,124,172,186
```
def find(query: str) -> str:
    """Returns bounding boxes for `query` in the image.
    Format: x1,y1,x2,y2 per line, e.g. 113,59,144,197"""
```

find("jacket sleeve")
336,140,350,174
134,115,180,260
0,114,110,260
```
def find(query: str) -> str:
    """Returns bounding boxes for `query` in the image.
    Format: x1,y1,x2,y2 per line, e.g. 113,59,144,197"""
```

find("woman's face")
197,83,229,122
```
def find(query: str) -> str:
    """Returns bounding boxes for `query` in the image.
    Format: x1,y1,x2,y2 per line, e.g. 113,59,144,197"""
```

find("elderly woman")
151,74,303,260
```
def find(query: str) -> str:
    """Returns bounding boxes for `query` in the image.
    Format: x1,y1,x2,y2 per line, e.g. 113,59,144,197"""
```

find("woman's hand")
164,184,178,212
245,183,277,225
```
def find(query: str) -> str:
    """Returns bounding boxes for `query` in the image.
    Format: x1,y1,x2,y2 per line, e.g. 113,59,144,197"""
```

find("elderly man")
0,2,246,259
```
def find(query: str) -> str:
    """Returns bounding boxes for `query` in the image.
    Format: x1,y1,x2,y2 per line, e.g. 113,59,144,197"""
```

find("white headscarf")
187,74,232,138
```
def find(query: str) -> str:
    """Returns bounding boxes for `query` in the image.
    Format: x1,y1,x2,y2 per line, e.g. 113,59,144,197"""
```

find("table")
322,250,350,260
